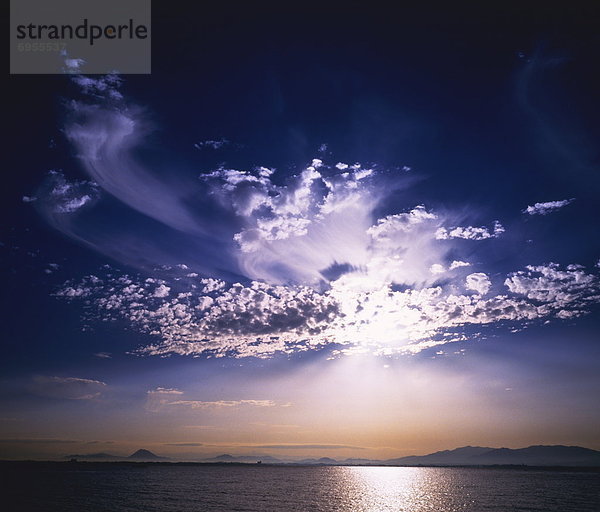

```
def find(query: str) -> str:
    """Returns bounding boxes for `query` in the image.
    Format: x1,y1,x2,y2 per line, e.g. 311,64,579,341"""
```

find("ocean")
3,463,600,511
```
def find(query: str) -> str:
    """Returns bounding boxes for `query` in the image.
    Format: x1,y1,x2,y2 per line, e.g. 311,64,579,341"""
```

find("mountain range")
65,445,600,466
66,449,168,461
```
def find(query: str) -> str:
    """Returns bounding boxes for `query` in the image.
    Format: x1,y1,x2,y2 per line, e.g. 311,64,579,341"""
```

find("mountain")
385,445,600,466
343,458,379,465
128,449,168,460
65,452,122,461
296,457,339,465
66,449,169,461
66,445,600,466
201,454,283,463
386,446,494,466
471,445,600,466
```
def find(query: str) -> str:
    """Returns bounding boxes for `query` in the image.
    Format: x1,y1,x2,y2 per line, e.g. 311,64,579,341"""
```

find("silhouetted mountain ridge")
385,445,600,466
66,448,169,461
128,449,167,460
64,445,600,466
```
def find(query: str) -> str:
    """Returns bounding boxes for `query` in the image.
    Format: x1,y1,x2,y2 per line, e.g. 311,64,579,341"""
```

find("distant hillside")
386,445,600,467
386,446,495,466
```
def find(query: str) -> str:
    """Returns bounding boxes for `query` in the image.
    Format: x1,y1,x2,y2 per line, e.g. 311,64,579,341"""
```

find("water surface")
3,463,599,511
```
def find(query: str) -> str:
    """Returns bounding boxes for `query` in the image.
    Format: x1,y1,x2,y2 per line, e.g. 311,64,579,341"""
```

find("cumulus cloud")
504,263,596,307
465,273,492,295
523,199,575,215
56,260,599,358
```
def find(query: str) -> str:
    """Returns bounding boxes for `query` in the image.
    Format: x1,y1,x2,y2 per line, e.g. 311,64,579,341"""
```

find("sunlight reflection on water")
327,466,473,511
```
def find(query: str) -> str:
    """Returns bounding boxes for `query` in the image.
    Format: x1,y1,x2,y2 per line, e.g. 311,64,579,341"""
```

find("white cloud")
465,273,492,295
523,199,574,215
42,77,600,360
147,387,183,395
56,261,599,359
71,74,123,100
202,160,382,284
37,170,99,215
435,221,504,240
504,263,597,307
153,284,171,298
450,260,471,270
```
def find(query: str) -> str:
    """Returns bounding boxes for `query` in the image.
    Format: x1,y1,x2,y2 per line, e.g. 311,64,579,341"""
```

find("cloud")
38,74,600,360
145,387,185,412
435,221,504,240
36,170,99,214
523,199,575,215
504,263,596,307
168,400,278,409
147,387,184,395
145,390,280,413
0,438,78,444
153,284,171,298
30,376,106,400
194,138,230,150
93,352,112,359
56,260,600,358
450,260,471,270
202,159,383,284
70,74,123,100
165,442,204,446
465,273,492,295
246,444,365,450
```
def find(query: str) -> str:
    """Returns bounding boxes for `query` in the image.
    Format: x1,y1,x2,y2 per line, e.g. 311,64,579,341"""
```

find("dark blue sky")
2,3,599,459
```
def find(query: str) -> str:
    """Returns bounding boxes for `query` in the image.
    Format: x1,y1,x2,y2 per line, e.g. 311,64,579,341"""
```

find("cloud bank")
33,73,600,359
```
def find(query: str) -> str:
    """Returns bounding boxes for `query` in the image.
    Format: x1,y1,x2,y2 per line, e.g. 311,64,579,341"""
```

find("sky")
2,3,600,461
